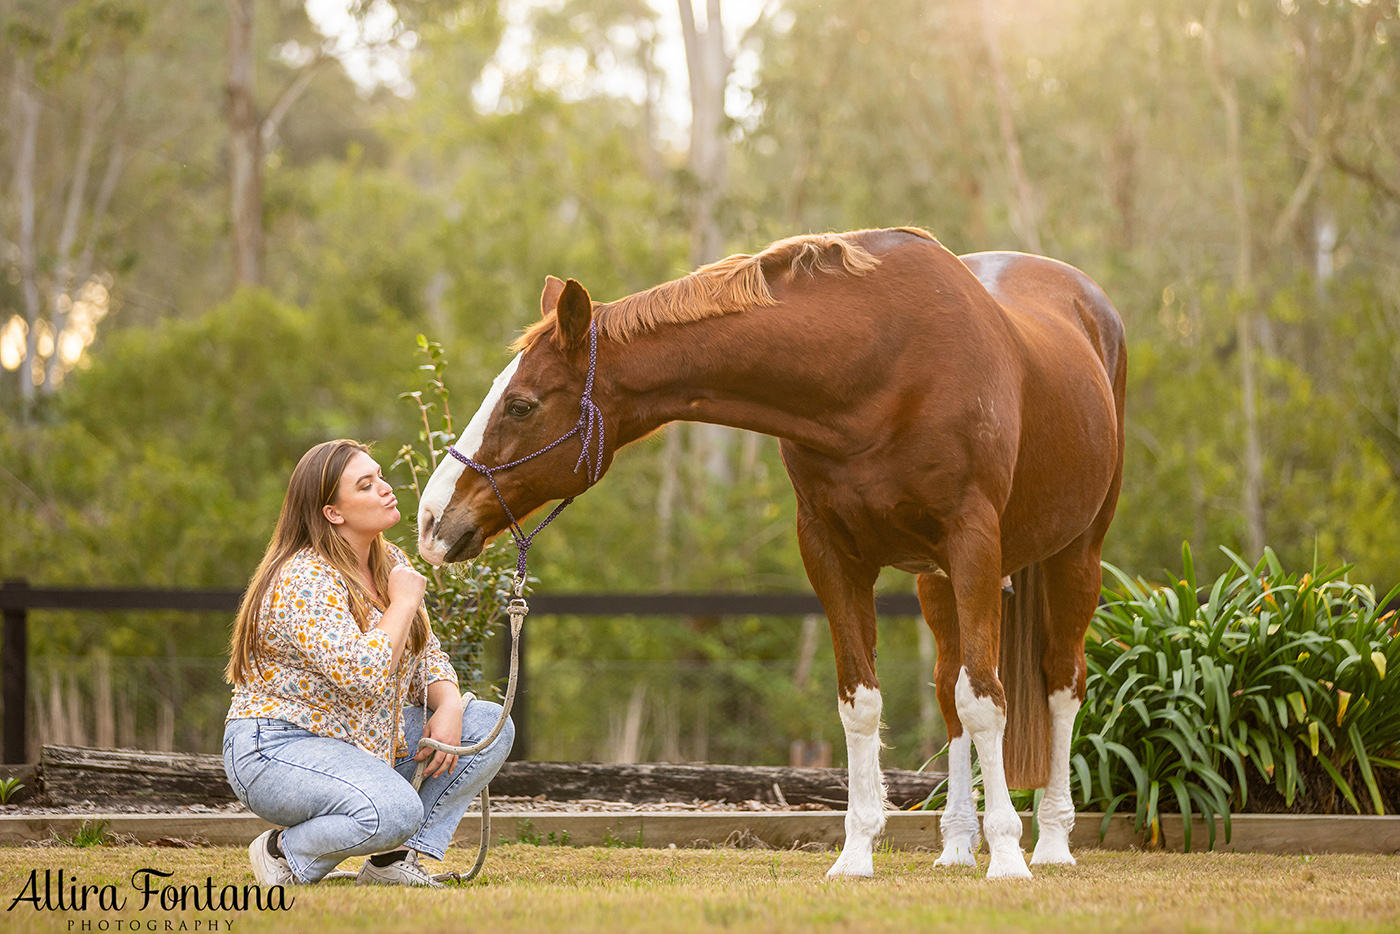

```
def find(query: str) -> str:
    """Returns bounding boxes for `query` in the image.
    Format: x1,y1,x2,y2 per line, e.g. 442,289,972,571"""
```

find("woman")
223,439,513,887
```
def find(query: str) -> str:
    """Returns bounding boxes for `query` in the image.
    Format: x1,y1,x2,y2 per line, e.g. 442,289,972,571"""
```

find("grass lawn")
1,844,1398,933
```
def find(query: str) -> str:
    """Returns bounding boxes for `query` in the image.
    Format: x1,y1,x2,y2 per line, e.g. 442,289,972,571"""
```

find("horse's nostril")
422,513,436,537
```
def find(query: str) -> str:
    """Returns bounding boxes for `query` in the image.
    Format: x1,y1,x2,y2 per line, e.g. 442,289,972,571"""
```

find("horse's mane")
512,227,935,351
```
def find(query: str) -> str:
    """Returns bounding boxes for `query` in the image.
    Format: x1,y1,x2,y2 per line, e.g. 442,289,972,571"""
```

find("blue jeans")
223,701,514,883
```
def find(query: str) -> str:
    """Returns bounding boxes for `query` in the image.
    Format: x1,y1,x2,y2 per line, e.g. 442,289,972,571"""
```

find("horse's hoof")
1030,838,1076,866
934,844,978,868
826,849,874,879
985,851,1032,879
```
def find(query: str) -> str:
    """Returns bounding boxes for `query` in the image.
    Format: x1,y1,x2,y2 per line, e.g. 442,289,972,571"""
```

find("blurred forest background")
2,0,1398,767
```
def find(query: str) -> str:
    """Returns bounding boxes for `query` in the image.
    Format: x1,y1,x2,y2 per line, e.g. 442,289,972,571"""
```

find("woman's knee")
357,782,424,850
493,715,516,758
465,702,514,758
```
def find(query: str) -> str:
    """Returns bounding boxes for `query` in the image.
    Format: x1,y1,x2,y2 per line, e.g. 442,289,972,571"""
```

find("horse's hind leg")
918,572,979,866
1029,539,1103,866
794,508,884,879
947,494,1031,879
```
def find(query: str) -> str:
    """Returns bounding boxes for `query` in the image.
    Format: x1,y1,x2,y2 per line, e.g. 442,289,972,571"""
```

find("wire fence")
2,582,937,766
22,654,229,760
524,657,944,771
15,653,947,771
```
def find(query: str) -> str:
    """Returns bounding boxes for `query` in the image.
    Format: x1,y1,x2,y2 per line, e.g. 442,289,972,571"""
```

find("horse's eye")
506,399,535,418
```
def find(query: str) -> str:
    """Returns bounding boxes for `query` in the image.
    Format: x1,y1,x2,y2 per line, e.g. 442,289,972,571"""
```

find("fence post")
2,579,28,764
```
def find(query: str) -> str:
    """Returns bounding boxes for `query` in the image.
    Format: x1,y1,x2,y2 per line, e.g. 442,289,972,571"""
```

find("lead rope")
399,320,602,884
322,600,521,885
399,579,527,883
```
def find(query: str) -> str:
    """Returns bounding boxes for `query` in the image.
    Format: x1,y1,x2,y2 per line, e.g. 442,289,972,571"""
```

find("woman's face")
325,451,400,537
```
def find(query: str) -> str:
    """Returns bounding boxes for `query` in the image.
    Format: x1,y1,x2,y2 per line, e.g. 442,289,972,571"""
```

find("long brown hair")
226,439,429,686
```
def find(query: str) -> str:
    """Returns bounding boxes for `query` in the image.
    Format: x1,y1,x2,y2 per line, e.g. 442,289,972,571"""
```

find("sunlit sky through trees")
306,0,768,145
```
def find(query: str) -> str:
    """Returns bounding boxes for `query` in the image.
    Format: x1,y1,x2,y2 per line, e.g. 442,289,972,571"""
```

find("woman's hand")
416,698,464,779
387,564,427,609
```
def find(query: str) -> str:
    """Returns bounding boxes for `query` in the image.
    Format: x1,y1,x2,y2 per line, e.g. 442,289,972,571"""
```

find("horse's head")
417,275,605,566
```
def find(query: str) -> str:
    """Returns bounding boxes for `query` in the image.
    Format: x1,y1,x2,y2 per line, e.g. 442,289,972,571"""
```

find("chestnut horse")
417,227,1125,879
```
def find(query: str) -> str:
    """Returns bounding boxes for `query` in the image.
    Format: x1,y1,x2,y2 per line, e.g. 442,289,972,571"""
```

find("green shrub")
1075,544,1400,850
392,335,523,694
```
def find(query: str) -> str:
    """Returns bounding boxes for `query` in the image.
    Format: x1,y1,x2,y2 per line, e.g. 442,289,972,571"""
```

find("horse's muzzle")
443,526,484,564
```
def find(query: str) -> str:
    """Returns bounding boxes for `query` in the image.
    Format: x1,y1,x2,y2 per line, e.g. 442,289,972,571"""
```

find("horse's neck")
603,308,861,454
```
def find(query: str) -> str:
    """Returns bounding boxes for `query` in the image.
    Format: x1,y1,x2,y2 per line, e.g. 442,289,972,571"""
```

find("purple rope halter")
448,319,605,586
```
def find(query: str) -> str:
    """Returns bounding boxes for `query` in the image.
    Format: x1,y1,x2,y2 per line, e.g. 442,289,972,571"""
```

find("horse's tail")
1000,563,1051,789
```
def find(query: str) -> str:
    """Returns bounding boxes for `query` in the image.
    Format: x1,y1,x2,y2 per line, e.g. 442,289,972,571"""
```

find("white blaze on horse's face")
417,353,523,566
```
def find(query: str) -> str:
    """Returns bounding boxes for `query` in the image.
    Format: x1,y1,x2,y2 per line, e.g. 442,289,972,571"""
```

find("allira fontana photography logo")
7,866,294,927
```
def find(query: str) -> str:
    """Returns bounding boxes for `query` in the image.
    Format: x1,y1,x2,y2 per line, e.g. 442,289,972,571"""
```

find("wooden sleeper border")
1,810,1397,855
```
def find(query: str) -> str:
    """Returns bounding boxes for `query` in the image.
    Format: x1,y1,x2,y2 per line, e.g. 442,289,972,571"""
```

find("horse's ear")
554,278,593,351
540,276,566,319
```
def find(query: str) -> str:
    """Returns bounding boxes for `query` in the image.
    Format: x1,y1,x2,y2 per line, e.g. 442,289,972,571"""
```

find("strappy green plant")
1074,544,1400,851
0,777,24,805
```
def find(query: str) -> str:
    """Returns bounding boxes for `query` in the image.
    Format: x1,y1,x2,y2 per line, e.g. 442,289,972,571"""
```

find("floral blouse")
226,544,457,762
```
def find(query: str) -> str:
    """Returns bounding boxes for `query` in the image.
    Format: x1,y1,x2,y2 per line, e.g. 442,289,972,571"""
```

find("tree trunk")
49,92,100,346
65,672,88,747
917,622,938,762
157,696,175,752
94,652,115,749
47,670,66,747
227,0,263,288
691,424,734,486
117,684,135,749
1108,99,1140,251
678,1,740,488
679,0,730,270
1203,0,1265,559
793,614,821,691
611,682,648,763
655,426,683,587
1237,310,1265,558
637,18,663,183
11,58,42,402
43,87,120,393
978,0,1043,255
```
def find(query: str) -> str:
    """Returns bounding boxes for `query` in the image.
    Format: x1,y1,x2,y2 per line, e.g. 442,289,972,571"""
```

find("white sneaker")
249,829,296,886
356,850,443,887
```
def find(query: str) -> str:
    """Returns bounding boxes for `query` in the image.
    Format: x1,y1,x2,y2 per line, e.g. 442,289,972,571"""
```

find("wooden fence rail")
0,578,922,764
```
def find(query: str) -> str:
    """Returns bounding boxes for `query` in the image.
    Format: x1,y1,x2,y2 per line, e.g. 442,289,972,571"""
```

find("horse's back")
958,251,1125,384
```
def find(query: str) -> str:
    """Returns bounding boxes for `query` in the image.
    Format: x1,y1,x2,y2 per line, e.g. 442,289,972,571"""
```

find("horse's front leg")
795,509,884,879
948,496,1031,879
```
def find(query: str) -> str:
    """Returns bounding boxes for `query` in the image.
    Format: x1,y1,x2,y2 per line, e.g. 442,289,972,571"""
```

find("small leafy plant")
0,777,24,805
63,819,113,848
601,826,644,848
512,818,571,846
393,335,525,693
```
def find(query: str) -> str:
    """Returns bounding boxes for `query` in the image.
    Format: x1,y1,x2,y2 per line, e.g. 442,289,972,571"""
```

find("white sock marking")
935,732,979,866
1031,686,1080,866
827,685,886,879
955,666,1031,879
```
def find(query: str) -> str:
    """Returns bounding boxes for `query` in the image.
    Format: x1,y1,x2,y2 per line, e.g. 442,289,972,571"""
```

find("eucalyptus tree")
1,0,144,404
